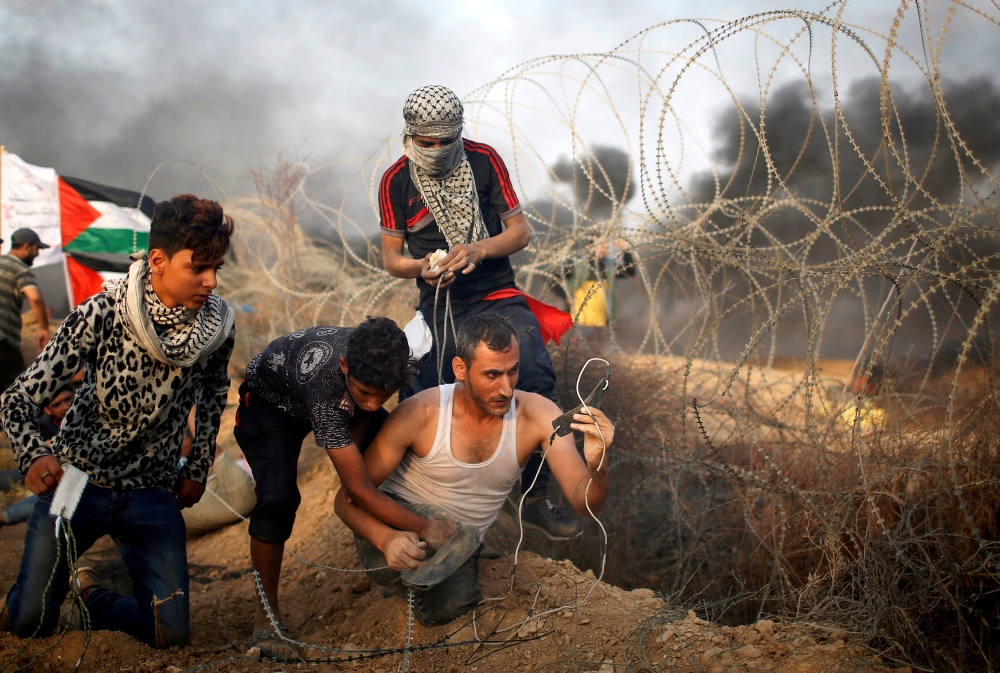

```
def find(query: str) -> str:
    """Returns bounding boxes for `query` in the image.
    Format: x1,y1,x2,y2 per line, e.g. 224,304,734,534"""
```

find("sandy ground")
0,358,899,673
2,441,887,673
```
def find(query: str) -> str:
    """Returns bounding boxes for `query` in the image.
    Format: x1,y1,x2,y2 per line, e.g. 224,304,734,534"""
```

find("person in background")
0,386,75,526
567,238,636,328
0,229,51,393
37,385,74,441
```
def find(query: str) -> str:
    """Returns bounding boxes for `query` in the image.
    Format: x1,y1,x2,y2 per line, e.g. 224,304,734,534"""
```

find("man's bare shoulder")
513,391,561,430
390,387,441,425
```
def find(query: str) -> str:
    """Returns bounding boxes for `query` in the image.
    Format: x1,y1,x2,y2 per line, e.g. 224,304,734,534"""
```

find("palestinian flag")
60,177,155,306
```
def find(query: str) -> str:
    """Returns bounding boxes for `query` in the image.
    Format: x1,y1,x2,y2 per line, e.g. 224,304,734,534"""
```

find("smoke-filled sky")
2,0,999,208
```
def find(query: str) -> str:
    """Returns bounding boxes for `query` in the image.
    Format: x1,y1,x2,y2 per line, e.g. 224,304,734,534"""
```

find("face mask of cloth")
404,136,464,178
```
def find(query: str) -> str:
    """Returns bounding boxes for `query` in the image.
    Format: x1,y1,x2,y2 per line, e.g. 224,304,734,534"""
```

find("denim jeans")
1,494,38,524
4,484,189,648
354,498,483,626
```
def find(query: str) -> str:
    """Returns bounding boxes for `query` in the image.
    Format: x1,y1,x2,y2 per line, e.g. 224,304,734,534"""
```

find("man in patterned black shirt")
0,195,236,649
236,319,455,659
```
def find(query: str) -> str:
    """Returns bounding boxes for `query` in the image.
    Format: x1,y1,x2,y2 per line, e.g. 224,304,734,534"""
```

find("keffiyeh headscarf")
403,85,489,249
104,254,235,368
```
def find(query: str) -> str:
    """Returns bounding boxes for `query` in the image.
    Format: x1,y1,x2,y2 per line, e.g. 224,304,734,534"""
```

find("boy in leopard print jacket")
0,194,236,648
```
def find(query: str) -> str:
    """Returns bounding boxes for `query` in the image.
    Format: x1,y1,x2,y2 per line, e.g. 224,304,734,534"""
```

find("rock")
736,644,762,659
791,635,816,649
599,660,614,673
246,647,261,657
683,610,707,625
579,618,591,625
700,647,722,665
352,578,372,593
754,619,774,637
583,569,596,580
631,588,655,599
148,660,167,672
165,667,184,673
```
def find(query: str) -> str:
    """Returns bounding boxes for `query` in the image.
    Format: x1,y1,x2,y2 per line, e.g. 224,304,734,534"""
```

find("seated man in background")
37,385,74,441
235,318,456,658
176,405,256,538
335,313,615,626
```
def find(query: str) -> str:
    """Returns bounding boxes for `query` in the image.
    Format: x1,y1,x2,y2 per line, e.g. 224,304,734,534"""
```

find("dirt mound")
1,395,884,673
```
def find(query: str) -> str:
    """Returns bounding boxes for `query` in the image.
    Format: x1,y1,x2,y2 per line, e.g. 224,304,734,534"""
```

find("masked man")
378,85,579,541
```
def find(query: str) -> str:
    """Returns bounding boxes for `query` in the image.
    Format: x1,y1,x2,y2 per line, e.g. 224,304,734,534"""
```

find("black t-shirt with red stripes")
379,139,523,310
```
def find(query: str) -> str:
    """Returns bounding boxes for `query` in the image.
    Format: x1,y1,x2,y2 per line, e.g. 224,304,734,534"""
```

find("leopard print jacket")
0,290,234,490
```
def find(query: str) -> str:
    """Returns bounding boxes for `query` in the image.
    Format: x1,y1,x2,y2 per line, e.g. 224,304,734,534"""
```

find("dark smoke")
0,3,294,201
690,77,1000,256
683,77,1000,360
552,145,636,220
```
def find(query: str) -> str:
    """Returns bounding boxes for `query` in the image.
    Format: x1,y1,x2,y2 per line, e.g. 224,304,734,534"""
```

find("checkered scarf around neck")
403,85,489,249
103,254,235,368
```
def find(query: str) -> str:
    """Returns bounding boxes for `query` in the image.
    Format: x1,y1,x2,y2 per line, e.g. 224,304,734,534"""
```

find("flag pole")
0,145,6,254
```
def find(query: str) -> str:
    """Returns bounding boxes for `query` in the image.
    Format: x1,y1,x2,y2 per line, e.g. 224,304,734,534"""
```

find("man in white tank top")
334,313,615,626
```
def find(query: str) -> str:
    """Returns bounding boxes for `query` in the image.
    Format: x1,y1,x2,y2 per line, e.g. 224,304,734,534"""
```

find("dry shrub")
216,158,417,372
537,337,1000,671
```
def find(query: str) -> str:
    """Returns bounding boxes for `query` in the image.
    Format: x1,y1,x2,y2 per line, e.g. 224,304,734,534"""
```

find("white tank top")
381,384,521,541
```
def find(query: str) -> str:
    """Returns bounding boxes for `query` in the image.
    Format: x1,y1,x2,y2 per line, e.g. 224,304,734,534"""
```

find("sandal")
73,567,101,599
247,625,300,661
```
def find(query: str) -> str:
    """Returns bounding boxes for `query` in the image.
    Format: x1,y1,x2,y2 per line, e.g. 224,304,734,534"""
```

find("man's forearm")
384,252,423,279
30,297,49,333
570,464,608,516
474,213,529,260
334,488,396,551
344,479,432,537
328,447,432,536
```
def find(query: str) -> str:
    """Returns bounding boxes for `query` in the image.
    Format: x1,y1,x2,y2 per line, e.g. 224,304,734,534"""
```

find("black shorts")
234,382,387,545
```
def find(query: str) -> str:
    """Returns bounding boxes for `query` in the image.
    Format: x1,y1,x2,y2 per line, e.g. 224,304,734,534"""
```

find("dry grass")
543,340,1000,671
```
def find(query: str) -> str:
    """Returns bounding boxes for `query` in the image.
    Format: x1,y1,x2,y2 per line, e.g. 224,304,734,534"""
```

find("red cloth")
483,289,573,345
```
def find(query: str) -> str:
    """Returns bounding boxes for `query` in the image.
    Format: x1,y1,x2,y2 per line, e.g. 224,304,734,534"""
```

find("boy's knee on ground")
9,604,56,639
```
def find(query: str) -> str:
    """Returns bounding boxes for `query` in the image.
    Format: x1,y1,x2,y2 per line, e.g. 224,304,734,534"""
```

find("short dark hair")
456,313,518,364
346,316,414,392
148,194,234,262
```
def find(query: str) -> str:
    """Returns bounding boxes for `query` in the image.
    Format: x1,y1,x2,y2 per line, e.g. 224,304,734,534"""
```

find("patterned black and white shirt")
243,327,357,449
0,291,234,490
